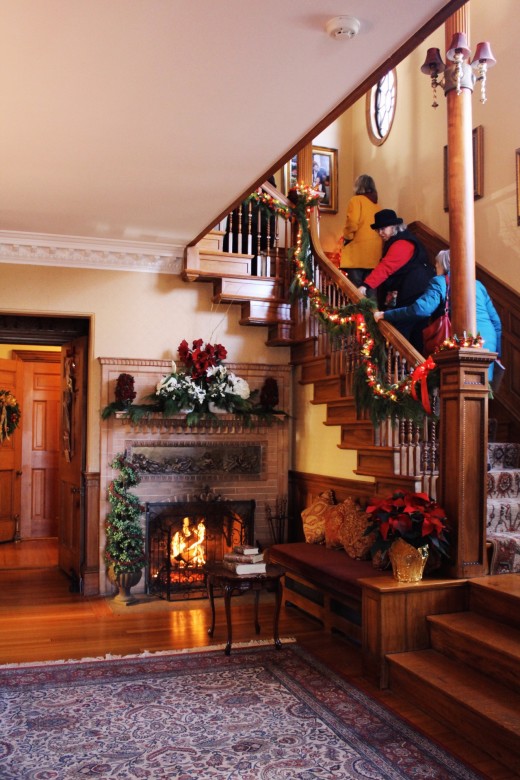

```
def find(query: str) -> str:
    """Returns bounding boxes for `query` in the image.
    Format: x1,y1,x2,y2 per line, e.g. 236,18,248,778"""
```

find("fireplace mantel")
99,357,291,596
113,411,278,435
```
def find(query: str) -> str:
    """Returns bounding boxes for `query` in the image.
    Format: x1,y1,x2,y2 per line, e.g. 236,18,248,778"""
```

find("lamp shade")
471,41,496,68
446,32,471,61
420,48,445,74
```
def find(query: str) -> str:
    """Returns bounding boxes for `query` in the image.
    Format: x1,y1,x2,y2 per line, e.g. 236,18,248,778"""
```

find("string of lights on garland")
251,185,485,423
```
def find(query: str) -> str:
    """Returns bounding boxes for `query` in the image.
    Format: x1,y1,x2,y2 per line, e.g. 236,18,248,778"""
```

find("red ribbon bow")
410,356,436,415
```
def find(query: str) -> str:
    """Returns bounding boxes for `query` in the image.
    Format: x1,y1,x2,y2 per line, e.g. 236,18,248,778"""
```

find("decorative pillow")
301,490,335,544
323,503,347,549
337,497,375,560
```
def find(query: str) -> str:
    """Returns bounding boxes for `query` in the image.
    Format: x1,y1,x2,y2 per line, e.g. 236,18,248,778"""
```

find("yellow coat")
340,195,382,270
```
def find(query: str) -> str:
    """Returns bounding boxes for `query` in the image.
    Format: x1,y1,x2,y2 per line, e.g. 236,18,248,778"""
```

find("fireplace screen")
146,500,255,600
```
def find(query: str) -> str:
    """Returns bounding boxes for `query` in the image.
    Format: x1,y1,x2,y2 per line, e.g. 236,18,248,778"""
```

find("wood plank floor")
0,539,515,779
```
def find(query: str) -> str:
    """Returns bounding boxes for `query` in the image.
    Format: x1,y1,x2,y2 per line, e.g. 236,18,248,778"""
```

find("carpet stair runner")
487,442,520,574
387,576,520,775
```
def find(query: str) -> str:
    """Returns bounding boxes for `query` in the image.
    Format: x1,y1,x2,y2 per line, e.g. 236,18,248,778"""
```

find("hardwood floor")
0,539,515,779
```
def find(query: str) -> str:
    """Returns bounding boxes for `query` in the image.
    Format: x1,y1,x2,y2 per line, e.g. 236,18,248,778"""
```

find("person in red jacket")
357,209,434,311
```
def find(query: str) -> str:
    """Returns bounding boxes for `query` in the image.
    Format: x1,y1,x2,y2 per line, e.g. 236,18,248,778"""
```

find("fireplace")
146,499,255,600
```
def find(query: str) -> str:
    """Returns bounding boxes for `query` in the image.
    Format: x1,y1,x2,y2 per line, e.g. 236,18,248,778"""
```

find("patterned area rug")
0,644,483,780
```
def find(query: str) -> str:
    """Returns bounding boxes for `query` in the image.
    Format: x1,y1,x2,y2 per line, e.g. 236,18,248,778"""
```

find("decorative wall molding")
0,231,184,274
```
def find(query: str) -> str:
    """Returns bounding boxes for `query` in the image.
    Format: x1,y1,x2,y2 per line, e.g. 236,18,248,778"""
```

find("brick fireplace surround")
99,358,291,597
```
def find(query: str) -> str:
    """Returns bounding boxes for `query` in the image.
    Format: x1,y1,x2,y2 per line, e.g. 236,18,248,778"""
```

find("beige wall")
2,0,517,487
317,0,520,290
0,263,290,471
296,0,520,482
291,370,371,481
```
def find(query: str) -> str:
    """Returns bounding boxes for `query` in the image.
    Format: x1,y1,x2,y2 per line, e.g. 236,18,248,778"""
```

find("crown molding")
0,231,184,274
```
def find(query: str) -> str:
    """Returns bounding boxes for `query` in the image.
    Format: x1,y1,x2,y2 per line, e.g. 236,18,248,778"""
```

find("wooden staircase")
386,575,520,775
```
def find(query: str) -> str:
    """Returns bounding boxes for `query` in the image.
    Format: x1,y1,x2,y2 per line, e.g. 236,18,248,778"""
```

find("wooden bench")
267,542,386,644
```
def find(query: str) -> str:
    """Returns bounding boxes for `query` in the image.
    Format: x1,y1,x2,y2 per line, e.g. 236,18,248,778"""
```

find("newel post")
434,348,494,578
434,8,495,578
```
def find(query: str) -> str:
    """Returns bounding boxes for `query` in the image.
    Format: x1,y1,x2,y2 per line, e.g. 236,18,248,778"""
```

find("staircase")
386,575,520,774
487,442,520,574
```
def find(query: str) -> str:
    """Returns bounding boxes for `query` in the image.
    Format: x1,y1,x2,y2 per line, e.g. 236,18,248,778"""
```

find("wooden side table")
205,563,285,655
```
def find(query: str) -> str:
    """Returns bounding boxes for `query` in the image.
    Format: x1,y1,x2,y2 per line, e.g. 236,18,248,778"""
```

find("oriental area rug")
0,644,483,780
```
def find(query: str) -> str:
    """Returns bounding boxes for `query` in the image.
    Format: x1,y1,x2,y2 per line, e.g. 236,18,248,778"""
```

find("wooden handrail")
308,210,424,368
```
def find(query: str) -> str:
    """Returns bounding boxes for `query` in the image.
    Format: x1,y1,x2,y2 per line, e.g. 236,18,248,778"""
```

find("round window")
366,70,397,146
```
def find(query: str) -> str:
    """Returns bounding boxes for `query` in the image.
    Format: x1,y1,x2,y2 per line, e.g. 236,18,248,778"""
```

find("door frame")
0,315,94,592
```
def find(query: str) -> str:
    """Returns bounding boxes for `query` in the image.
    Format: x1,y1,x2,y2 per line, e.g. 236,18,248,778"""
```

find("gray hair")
395,223,408,233
354,174,377,196
436,249,451,274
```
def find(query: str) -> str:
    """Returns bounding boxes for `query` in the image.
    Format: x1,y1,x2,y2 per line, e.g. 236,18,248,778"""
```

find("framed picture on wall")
443,125,483,212
312,146,338,213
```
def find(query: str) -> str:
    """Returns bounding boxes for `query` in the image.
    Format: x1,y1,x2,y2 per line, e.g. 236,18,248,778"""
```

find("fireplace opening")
146,499,255,600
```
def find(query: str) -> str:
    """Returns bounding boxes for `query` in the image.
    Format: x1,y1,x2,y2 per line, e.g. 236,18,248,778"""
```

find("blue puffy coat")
383,275,502,378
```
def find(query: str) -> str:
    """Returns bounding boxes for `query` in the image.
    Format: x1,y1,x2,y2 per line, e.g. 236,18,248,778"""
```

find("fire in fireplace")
146,498,255,600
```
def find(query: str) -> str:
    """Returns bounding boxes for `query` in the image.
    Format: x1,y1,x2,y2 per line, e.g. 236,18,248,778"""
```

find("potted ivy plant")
104,454,146,605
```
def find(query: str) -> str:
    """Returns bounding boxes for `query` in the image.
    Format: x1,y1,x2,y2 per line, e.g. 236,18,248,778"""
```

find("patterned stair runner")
487,442,520,574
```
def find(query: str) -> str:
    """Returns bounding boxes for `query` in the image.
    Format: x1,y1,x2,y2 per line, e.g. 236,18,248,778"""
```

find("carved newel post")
434,347,494,578
435,8,496,578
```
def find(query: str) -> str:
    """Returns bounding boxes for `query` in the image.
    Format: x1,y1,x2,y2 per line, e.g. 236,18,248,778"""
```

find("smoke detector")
325,15,360,40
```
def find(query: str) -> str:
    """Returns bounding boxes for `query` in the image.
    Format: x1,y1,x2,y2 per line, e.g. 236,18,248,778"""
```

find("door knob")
16,470,23,477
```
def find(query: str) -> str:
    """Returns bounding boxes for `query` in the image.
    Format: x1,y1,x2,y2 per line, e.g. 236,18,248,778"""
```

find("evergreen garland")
104,454,146,576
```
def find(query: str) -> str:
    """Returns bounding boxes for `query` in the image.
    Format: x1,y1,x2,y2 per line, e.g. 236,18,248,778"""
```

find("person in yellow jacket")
340,175,383,290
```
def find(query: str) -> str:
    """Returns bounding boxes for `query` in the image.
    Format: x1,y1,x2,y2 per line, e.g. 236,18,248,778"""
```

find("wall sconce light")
421,33,496,107
470,41,496,104
420,48,446,108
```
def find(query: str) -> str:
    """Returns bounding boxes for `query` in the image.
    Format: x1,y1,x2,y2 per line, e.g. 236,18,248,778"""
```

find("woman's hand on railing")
373,311,384,323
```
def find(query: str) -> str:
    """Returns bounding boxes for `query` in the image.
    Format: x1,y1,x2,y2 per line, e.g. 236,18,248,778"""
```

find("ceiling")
1,1,461,253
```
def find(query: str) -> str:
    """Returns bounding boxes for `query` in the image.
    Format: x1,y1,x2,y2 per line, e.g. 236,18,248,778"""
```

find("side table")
205,563,285,655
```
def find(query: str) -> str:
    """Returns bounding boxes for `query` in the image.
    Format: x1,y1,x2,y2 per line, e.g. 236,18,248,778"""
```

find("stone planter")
107,566,142,606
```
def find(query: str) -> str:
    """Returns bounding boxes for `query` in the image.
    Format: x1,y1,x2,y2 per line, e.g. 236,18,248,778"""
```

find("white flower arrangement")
103,339,284,427
153,340,254,422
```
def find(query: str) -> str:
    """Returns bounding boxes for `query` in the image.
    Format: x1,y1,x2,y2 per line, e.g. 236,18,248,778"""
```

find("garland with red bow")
250,186,485,423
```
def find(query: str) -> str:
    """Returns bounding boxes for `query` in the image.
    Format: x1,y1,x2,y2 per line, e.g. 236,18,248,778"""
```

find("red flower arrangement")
177,339,227,380
365,490,450,562
114,373,136,406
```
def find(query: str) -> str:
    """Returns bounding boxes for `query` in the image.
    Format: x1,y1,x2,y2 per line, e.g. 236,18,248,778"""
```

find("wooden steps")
311,375,346,403
428,611,520,693
386,576,520,775
212,275,283,303
239,300,292,327
183,247,254,280
469,574,520,629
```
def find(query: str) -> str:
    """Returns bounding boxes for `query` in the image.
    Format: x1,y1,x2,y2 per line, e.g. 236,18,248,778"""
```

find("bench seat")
268,542,386,643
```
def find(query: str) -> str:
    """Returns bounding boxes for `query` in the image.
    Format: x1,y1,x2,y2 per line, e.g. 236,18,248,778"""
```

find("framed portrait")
443,125,483,212
282,147,338,213
312,146,338,213
516,148,520,226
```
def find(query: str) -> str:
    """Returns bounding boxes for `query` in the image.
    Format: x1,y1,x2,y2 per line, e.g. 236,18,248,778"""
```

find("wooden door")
0,359,23,542
18,353,61,539
58,337,87,587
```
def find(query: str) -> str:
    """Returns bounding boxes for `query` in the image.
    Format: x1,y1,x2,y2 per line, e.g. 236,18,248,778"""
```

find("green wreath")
0,390,21,443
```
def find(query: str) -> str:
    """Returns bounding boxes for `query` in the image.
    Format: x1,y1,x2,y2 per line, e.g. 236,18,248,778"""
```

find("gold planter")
388,538,429,583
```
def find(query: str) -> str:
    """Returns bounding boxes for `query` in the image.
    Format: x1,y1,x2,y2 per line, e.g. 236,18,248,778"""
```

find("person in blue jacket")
374,249,502,379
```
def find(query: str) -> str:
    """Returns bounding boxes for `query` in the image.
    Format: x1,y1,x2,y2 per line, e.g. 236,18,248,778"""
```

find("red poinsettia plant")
364,490,450,561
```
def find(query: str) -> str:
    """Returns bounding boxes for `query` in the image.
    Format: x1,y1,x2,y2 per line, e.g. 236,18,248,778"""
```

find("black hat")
371,209,403,230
